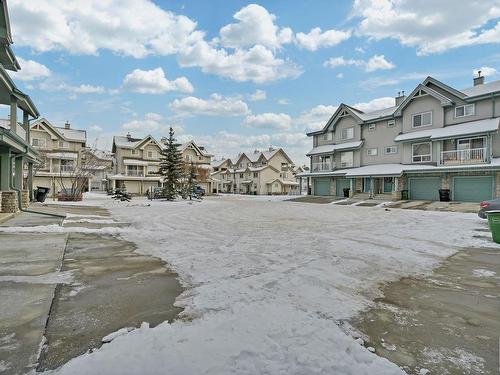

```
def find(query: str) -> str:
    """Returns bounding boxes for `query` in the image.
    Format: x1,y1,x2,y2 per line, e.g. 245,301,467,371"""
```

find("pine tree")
159,127,183,200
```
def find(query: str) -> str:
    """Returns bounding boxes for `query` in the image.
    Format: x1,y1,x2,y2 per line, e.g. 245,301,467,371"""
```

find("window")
58,141,69,148
147,165,158,174
340,151,354,168
127,165,144,176
281,163,288,171
412,142,432,162
366,148,378,156
131,149,138,155
368,123,376,131
323,132,333,141
455,104,475,118
147,150,155,158
412,111,432,128
60,159,75,172
239,173,244,178
385,146,398,154
387,120,395,128
253,172,258,178
341,127,354,140
32,138,46,148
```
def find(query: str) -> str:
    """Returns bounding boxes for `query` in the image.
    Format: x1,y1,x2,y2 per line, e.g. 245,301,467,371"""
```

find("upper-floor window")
368,123,376,131
253,172,258,178
366,148,378,156
58,141,69,149
340,151,353,168
387,120,395,128
32,138,46,148
239,173,244,178
146,150,156,159
131,149,138,155
384,145,398,154
323,132,333,141
412,111,432,128
412,142,431,162
281,163,288,171
455,104,475,118
341,127,354,140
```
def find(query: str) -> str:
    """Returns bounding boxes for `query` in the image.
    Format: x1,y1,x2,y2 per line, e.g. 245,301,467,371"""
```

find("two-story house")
300,73,500,202
29,118,88,196
110,133,214,195
212,147,299,195
0,0,41,213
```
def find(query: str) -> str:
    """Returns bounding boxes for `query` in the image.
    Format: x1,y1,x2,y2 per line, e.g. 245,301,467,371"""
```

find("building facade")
212,147,299,195
29,118,88,196
0,0,41,213
300,74,500,202
110,133,214,195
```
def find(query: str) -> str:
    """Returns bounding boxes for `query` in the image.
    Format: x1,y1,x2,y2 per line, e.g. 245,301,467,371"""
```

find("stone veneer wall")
21,190,29,209
0,191,19,213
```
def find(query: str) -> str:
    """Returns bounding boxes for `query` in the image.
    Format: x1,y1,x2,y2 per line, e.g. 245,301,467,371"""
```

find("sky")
6,0,500,165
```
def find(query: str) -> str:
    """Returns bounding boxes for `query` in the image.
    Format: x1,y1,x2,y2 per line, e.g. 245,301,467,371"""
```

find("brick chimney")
395,91,406,106
64,121,71,129
473,70,485,86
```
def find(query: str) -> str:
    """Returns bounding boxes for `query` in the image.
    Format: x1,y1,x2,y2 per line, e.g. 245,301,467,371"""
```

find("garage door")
314,178,331,196
453,176,493,202
409,177,441,200
336,178,351,197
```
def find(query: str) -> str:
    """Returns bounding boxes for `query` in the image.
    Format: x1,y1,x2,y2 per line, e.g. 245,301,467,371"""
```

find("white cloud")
249,89,266,101
219,4,293,50
244,113,292,130
39,79,105,94
353,97,396,112
473,66,498,77
363,72,429,89
324,55,395,72
123,67,194,94
11,57,51,81
89,124,103,132
122,112,173,135
336,73,344,79
355,46,365,53
295,105,338,131
277,99,289,105
9,1,301,84
72,84,105,93
169,93,250,117
353,0,500,55
295,27,351,51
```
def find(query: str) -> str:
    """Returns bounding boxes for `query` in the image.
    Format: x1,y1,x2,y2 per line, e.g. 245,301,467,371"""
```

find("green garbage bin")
486,210,500,244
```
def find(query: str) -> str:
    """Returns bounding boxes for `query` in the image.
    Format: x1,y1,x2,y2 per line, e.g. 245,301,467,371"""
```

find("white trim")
411,142,432,163
412,111,432,128
455,103,475,118
384,145,398,154
366,147,378,156
341,127,354,140
368,123,376,131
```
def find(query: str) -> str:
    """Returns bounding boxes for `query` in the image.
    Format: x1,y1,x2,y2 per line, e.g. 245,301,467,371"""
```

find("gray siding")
360,119,401,166
402,95,444,134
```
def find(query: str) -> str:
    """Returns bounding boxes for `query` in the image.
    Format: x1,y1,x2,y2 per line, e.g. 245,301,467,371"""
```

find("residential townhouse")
87,150,114,191
0,0,41,213
300,73,500,202
211,147,299,195
110,133,214,195
29,119,88,196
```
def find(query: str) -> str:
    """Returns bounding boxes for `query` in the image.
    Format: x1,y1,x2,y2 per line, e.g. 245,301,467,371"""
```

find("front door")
383,177,394,193
363,177,372,193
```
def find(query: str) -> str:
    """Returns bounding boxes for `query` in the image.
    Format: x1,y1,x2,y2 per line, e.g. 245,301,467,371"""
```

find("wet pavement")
352,242,500,375
0,204,182,374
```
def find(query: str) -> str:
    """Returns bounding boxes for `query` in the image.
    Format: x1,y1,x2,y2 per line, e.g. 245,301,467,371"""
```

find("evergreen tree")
159,127,183,200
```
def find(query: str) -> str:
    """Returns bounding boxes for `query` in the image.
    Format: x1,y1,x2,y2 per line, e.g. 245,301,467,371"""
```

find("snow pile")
0,224,122,234
472,268,497,278
47,195,491,375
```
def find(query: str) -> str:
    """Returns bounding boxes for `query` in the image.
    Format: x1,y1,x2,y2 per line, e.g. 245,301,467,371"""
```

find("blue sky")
7,0,500,164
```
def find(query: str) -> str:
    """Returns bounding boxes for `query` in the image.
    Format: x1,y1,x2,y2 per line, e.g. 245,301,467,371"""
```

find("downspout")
9,147,65,218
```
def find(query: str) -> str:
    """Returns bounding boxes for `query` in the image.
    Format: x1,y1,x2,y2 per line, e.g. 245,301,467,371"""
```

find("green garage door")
336,178,351,197
409,177,441,200
314,178,331,196
453,176,493,202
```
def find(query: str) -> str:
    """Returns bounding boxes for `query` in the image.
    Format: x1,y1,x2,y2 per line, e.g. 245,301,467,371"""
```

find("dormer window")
368,123,376,131
412,111,432,128
455,104,475,118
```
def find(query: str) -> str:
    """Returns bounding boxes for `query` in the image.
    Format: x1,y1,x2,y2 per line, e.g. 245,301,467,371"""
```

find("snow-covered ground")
46,193,491,375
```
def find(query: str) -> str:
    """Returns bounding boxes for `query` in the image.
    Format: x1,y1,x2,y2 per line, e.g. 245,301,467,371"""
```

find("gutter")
9,147,66,219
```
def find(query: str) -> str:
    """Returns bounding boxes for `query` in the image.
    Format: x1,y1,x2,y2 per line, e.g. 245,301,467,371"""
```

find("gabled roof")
113,134,163,151
307,140,364,156
461,79,500,98
422,76,467,100
307,103,364,136
31,118,86,142
136,135,164,150
394,84,455,117
179,140,212,157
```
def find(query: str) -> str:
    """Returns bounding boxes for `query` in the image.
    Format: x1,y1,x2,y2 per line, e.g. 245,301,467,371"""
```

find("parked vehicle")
478,198,500,218
193,186,206,196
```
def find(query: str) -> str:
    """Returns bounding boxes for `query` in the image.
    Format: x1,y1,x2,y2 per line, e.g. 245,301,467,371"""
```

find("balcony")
59,165,75,173
312,161,336,172
127,170,144,177
440,148,487,165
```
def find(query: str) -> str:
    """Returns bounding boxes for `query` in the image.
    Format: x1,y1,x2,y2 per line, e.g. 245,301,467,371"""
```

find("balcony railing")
312,161,335,172
127,170,144,177
440,148,487,165
59,165,75,173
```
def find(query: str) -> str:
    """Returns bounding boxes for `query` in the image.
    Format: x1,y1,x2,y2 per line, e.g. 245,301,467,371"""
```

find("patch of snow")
48,194,493,375
63,218,118,224
0,224,122,235
102,327,135,344
472,269,497,278
0,271,74,284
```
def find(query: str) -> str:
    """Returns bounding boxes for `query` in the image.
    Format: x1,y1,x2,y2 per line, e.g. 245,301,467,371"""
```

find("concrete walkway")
0,204,182,374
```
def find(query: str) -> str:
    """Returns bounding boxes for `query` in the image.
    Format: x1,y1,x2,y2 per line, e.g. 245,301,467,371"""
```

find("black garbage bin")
343,188,350,198
401,189,409,200
36,186,50,202
439,189,451,202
